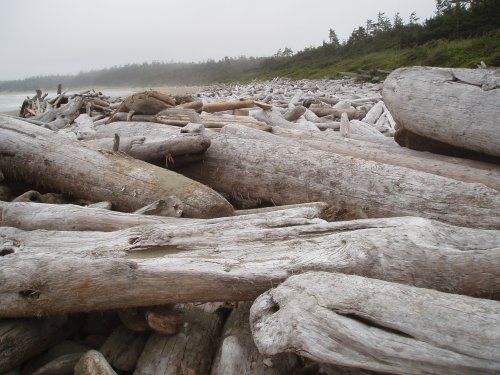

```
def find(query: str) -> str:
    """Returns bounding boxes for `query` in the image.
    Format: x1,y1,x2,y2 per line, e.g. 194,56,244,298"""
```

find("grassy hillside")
247,29,500,81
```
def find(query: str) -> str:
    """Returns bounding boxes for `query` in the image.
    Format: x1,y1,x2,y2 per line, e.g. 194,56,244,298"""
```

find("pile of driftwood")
0,66,499,375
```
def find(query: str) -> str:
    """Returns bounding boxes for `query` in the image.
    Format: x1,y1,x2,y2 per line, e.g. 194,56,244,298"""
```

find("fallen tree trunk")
309,104,365,120
0,117,233,218
94,121,183,139
0,216,498,317
250,272,500,375
85,133,211,165
134,304,226,375
383,66,500,157
202,99,271,113
269,127,500,190
211,302,299,375
0,316,79,373
0,201,329,231
180,134,500,228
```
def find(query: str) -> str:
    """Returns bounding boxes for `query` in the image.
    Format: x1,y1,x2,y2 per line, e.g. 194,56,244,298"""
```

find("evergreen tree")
328,28,340,47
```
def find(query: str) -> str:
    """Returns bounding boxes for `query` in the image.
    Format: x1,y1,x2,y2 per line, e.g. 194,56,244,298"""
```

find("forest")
0,0,498,91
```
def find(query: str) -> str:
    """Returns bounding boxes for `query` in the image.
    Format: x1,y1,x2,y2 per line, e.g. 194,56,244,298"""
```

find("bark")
383,66,500,157
270,127,500,191
85,133,211,165
133,304,226,375
99,325,148,372
0,200,328,231
0,117,233,219
0,216,498,317
250,271,500,375
211,302,299,375
179,133,500,228
74,350,117,375
0,316,78,373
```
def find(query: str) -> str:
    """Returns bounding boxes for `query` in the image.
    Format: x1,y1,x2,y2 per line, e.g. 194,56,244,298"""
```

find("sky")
0,0,437,81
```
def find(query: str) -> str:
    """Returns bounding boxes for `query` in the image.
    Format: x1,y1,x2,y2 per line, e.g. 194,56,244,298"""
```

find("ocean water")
0,88,136,113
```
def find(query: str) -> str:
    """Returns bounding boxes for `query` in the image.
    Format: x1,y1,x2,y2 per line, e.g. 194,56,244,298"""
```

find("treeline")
0,57,264,91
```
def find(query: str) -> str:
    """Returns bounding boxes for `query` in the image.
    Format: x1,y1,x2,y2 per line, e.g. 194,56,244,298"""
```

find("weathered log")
134,304,226,375
31,353,82,375
383,66,500,157
0,200,328,231
107,91,176,123
211,302,299,375
0,316,79,373
99,325,148,372
252,108,319,132
133,197,183,217
270,127,500,190
144,305,184,335
31,96,84,126
118,307,150,332
0,216,498,317
250,272,500,375
180,133,500,227
85,133,211,165
283,105,307,122
394,128,500,163
74,350,117,375
202,99,270,113
95,121,182,139
309,104,365,120
0,117,233,218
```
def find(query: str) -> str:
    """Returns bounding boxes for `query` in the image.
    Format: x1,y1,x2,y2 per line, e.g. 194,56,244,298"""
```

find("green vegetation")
1,0,498,91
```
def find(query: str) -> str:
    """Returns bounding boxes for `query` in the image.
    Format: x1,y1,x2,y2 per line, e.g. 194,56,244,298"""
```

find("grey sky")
0,0,437,81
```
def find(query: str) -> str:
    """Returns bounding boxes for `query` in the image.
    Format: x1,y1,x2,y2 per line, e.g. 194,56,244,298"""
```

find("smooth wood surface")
383,66,500,157
0,216,498,317
0,117,233,218
250,271,500,375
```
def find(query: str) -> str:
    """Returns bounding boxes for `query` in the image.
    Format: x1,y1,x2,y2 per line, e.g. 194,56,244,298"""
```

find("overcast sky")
0,0,437,81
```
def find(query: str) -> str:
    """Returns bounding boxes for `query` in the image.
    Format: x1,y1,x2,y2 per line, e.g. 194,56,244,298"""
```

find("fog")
0,0,437,80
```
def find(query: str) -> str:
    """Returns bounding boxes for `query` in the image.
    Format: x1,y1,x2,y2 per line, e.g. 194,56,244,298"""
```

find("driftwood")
252,108,319,132
85,133,211,165
0,216,498,317
31,96,84,127
202,99,272,113
383,66,500,157
107,91,176,123
0,117,233,218
250,272,500,375
0,201,329,231
180,133,500,228
99,325,148,372
95,121,183,139
211,302,299,375
134,304,226,375
31,353,82,375
270,127,500,190
309,104,365,120
74,350,117,375
0,316,78,373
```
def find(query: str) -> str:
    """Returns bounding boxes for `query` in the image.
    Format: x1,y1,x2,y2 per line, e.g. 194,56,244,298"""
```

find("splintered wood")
0,68,499,375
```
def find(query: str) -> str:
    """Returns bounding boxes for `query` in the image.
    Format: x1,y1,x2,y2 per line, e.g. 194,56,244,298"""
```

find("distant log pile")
0,67,499,374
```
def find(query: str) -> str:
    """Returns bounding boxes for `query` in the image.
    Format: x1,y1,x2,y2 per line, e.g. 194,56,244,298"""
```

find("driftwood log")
0,216,498,317
134,304,226,375
0,316,79,373
85,133,211,165
383,66,500,157
211,302,299,375
180,133,500,228
250,272,500,375
0,201,330,231
0,117,233,218
270,126,500,190
74,350,117,375
99,325,148,372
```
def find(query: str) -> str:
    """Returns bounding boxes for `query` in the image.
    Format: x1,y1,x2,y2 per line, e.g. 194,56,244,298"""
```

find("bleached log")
309,104,365,120
252,108,319,132
74,350,117,375
271,127,500,190
250,272,500,375
340,113,351,138
283,105,306,122
99,325,148,372
180,134,500,227
211,302,299,375
0,200,328,231
32,96,84,127
349,120,385,138
134,305,226,375
0,216,498,317
0,118,233,218
94,122,182,139
85,133,211,164
220,124,296,146
361,101,384,124
202,99,271,113
133,197,183,217
315,121,340,131
383,66,500,157
0,316,78,373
